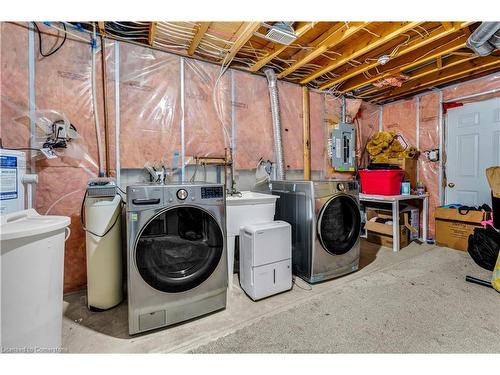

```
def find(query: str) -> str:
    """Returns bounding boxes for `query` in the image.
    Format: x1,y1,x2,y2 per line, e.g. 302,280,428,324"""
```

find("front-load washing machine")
255,180,361,283
126,183,227,335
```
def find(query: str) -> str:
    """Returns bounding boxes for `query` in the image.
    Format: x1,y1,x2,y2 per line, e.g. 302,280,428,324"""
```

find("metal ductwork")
466,22,500,56
490,29,500,49
264,68,286,180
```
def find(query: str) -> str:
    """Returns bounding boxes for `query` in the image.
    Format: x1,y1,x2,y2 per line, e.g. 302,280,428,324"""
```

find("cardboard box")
374,157,417,189
435,207,489,251
365,208,418,249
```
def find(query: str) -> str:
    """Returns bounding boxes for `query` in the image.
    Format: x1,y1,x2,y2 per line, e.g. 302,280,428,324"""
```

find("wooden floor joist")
371,56,500,102
300,22,424,85
80,21,489,103
278,22,369,79
320,23,472,92
148,22,157,46
223,22,262,64
352,33,472,98
187,22,210,56
360,53,477,99
249,22,315,72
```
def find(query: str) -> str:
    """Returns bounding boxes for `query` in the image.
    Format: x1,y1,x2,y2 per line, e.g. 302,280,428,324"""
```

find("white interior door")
445,97,500,206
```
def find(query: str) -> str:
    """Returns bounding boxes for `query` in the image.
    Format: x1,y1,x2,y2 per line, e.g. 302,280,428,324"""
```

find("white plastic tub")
0,209,70,352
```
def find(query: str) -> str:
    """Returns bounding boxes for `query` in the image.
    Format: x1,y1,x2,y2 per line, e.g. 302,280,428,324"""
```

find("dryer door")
317,194,361,255
135,206,224,293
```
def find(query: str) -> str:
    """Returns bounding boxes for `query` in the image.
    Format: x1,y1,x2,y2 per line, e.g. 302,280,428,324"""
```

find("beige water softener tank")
84,194,123,310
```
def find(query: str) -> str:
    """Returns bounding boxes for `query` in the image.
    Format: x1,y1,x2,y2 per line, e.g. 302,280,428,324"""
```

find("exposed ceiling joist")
277,22,369,79
372,56,500,102
98,21,106,36
187,22,210,56
249,22,316,72
344,31,471,95
360,53,477,99
319,22,472,91
300,21,424,85
148,22,157,46
224,22,262,63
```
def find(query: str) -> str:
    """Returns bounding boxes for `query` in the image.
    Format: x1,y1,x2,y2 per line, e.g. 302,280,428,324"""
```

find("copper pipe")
100,35,111,176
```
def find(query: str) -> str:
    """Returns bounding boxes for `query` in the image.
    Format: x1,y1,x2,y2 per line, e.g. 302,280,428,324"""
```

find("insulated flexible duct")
490,29,500,49
466,22,500,56
264,68,285,180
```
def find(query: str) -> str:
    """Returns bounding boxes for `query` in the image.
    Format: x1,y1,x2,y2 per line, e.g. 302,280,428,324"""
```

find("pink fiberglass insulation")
418,92,440,238
0,23,30,151
442,72,500,102
310,91,325,173
382,98,417,147
33,23,104,292
119,42,181,169
233,69,274,170
355,101,380,169
278,80,304,170
184,59,231,160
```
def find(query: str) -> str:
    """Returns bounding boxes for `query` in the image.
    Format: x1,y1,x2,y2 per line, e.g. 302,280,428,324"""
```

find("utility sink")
225,190,280,289
226,191,279,206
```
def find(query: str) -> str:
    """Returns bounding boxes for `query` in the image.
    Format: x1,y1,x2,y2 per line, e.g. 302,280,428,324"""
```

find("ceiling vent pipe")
466,22,500,56
489,29,500,49
264,68,286,180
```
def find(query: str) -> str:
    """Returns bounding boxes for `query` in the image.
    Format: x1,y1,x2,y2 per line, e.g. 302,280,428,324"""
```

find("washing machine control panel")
176,189,188,200
201,186,224,199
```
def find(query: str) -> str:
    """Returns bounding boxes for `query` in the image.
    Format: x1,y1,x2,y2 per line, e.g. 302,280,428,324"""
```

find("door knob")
448,182,455,188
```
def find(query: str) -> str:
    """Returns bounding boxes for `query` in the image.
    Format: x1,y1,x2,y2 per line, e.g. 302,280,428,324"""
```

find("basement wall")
1,22,362,292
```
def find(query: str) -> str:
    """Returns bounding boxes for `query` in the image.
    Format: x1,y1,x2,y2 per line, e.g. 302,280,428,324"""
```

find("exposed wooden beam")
300,21,424,85
223,22,262,63
361,53,477,98
148,22,157,46
337,30,471,94
372,56,500,102
98,22,106,36
302,86,311,180
248,22,316,72
319,22,472,91
278,22,369,79
441,22,454,31
436,56,443,69
187,22,210,56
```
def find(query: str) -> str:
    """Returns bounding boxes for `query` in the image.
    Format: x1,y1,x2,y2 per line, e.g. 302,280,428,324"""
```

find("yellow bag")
492,251,500,292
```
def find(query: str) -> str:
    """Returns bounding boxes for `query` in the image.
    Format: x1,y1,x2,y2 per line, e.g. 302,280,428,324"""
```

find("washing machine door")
135,206,224,293
317,194,361,255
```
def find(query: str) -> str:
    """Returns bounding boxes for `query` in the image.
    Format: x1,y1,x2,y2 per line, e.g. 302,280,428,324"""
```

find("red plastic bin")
359,169,405,195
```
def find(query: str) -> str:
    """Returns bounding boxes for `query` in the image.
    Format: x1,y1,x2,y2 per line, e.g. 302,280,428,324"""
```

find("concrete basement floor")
62,240,500,353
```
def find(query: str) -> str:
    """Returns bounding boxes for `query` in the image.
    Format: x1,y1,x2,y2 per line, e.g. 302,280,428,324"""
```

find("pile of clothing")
366,131,418,163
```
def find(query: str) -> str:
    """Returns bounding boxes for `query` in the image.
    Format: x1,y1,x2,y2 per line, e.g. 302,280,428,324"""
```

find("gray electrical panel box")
329,122,356,172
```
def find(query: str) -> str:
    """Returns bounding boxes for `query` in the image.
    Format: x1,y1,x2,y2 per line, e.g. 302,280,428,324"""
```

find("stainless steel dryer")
126,183,227,335
256,180,361,283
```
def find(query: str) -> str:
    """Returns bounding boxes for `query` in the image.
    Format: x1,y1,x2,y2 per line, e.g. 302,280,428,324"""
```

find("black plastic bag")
467,226,500,271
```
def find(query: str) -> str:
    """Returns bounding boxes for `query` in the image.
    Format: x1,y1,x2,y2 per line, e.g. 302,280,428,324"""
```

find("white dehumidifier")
84,178,123,310
239,220,292,301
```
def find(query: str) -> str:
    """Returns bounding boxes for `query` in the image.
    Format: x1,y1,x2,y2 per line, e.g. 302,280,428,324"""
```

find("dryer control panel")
201,186,224,199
